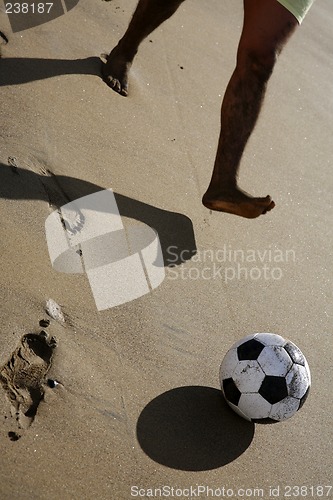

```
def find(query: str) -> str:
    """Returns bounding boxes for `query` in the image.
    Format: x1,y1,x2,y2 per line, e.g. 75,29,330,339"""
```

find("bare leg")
202,0,298,218
102,0,185,96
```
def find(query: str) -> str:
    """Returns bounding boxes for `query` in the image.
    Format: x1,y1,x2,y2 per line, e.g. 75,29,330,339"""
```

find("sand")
0,0,332,499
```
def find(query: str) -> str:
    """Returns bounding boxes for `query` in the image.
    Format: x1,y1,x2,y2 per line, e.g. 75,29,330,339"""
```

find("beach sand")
0,0,332,498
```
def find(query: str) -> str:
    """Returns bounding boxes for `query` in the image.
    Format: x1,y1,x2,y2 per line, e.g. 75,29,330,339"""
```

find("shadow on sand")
0,162,196,266
0,56,102,86
137,386,255,471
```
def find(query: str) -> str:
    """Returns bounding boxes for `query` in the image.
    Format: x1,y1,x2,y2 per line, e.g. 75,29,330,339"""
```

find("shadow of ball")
136,386,254,471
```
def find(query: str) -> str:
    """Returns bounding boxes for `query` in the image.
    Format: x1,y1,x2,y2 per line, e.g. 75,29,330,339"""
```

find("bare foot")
101,47,133,97
202,187,275,219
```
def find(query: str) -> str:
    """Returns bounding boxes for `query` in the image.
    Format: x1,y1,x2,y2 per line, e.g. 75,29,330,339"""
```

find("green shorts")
276,0,315,23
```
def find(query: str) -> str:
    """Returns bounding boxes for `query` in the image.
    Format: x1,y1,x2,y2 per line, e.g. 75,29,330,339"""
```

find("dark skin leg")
202,0,298,218
102,0,298,218
102,0,185,96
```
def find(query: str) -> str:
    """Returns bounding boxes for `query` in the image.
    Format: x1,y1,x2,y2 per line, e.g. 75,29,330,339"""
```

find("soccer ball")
220,333,311,423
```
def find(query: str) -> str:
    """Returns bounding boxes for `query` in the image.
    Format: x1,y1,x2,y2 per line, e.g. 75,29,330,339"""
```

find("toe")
113,79,121,93
262,200,275,214
102,74,113,86
108,78,120,92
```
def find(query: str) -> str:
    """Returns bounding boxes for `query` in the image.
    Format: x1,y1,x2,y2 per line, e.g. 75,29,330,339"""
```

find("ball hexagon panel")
254,332,286,346
284,341,305,366
286,364,310,399
270,396,301,421
238,393,272,420
257,346,293,376
226,400,252,421
219,349,238,381
304,358,311,385
299,386,310,409
232,360,266,393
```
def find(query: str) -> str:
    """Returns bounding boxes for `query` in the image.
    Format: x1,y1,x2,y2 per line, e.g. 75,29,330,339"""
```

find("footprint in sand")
0,330,57,437
38,167,86,235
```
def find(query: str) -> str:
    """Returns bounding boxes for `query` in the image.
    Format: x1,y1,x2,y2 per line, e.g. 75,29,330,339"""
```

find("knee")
237,47,278,83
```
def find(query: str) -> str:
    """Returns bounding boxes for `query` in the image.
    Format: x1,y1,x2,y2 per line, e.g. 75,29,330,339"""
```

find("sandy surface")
0,0,332,499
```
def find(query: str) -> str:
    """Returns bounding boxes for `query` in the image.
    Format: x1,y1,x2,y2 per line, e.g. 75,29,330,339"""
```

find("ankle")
207,178,238,194
115,39,138,60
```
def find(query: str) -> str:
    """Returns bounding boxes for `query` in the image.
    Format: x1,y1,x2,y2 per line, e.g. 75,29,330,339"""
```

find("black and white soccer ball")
220,333,311,423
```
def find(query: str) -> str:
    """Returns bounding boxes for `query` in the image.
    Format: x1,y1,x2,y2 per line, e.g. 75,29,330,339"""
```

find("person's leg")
102,0,185,96
202,0,298,218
